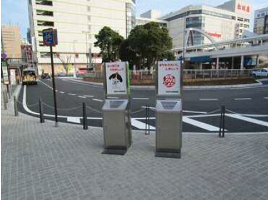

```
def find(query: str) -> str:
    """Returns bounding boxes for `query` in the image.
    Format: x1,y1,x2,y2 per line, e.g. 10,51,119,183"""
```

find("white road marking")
60,91,65,94
67,117,81,124
131,118,155,130
234,98,251,101
183,110,207,114
68,93,76,96
39,80,53,89
183,117,224,132
264,97,268,99
226,114,268,127
141,106,156,110
93,98,103,102
78,96,87,99
132,98,149,100
199,99,218,101
83,95,94,98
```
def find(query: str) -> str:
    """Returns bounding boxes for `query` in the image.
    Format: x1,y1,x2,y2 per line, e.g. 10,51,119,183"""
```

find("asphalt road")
18,78,268,133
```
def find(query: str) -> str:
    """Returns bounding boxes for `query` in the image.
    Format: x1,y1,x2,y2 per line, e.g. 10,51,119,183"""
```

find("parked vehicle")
41,73,51,79
22,68,37,85
57,72,67,77
252,68,268,77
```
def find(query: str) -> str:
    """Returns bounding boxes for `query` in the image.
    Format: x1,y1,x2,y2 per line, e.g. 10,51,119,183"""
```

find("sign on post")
1,61,9,85
105,62,128,95
42,28,58,46
157,61,181,96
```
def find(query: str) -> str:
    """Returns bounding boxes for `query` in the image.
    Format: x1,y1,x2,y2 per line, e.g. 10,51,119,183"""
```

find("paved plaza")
2,102,268,200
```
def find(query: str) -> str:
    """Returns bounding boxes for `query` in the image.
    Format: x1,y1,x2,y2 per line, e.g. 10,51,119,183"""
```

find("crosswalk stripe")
183,117,223,132
67,117,81,124
226,114,268,127
131,119,155,130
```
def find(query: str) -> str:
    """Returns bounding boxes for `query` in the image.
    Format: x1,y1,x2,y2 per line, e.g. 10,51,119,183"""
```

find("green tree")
94,26,124,62
120,22,173,69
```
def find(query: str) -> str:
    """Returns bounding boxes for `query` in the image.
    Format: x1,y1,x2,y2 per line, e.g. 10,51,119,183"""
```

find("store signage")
42,28,58,46
237,4,250,13
207,32,221,38
1,61,9,85
10,69,16,85
158,61,181,96
105,62,127,95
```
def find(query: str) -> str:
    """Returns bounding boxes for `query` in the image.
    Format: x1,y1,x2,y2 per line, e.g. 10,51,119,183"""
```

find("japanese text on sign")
158,61,181,96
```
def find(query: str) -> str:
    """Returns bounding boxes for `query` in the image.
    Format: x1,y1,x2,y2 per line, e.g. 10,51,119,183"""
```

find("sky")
1,0,268,38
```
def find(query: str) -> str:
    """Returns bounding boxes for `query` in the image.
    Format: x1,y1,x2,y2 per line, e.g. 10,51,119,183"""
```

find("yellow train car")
22,68,37,85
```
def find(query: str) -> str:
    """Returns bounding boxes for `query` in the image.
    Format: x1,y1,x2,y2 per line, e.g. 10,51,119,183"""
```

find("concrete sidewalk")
2,102,268,200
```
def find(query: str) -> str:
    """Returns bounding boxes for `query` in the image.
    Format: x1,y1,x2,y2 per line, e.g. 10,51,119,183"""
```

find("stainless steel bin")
102,99,131,155
155,99,182,158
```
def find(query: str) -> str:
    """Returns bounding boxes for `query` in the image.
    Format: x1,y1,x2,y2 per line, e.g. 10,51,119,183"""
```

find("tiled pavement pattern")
2,103,268,200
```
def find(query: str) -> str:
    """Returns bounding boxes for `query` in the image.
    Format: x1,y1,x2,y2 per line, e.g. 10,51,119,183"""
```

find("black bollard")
219,106,225,138
14,96,18,116
83,102,88,130
39,98,45,123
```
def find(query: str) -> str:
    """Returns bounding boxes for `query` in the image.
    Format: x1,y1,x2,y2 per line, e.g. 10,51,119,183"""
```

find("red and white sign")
158,61,181,96
105,62,127,95
237,3,250,13
206,32,221,38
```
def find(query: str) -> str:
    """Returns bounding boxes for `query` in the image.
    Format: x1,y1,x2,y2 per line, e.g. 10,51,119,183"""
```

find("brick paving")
2,102,268,200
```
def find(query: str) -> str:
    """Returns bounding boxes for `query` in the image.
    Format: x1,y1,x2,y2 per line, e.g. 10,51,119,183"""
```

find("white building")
136,10,167,27
28,0,136,74
254,7,268,34
160,0,251,49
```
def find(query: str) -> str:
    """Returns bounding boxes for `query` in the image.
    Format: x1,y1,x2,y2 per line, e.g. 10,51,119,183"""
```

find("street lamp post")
73,40,77,78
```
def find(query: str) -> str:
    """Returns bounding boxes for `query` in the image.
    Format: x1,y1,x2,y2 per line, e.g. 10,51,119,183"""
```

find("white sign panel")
158,61,181,96
105,62,127,95
10,70,16,85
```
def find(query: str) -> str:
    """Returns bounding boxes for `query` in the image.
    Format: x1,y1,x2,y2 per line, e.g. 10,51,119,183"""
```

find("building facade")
254,7,268,34
160,0,251,49
28,0,136,75
1,25,22,58
136,10,167,27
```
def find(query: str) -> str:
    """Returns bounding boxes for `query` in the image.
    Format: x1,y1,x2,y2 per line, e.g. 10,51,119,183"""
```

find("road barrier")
219,106,226,138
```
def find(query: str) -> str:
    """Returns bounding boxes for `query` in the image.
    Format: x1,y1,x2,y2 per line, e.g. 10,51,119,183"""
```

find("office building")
254,7,268,34
160,0,251,49
28,0,136,74
1,25,22,58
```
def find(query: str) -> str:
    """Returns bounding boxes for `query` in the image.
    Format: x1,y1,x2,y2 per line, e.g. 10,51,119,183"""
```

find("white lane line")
93,98,103,102
68,93,76,96
264,97,268,99
67,117,81,124
234,98,252,101
131,119,155,130
183,110,207,114
226,114,268,127
83,95,94,98
39,80,53,89
183,117,224,132
141,106,156,110
199,99,218,101
132,98,149,100
78,96,87,99
60,91,65,94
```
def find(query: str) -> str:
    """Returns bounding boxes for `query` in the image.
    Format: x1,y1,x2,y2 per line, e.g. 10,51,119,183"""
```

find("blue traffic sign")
43,29,58,46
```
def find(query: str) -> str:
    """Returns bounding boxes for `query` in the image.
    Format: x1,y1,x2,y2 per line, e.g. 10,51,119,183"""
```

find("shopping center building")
160,0,251,49
28,0,136,74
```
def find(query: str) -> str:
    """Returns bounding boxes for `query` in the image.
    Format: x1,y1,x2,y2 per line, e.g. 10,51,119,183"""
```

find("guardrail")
83,69,259,80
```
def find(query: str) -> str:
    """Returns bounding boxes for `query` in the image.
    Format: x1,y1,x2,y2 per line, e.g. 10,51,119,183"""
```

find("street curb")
69,78,264,90
13,84,22,99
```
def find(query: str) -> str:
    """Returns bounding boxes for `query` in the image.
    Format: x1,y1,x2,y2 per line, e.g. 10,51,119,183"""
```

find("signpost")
42,28,58,126
1,60,9,85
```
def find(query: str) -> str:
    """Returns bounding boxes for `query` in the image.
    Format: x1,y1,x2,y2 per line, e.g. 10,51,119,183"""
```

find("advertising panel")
158,61,181,96
1,61,9,85
105,62,127,95
10,70,16,85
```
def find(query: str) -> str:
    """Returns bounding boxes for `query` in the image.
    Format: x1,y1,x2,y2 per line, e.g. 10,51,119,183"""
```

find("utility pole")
73,40,77,78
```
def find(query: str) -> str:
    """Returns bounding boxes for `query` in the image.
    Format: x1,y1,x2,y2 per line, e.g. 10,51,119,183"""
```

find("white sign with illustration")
158,61,181,96
105,62,127,95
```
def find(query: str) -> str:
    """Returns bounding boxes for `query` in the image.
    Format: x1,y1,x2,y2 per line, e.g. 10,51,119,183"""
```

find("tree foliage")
119,22,173,69
94,26,124,62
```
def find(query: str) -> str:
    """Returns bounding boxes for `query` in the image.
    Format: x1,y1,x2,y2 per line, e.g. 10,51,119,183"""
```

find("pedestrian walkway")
1,101,268,200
